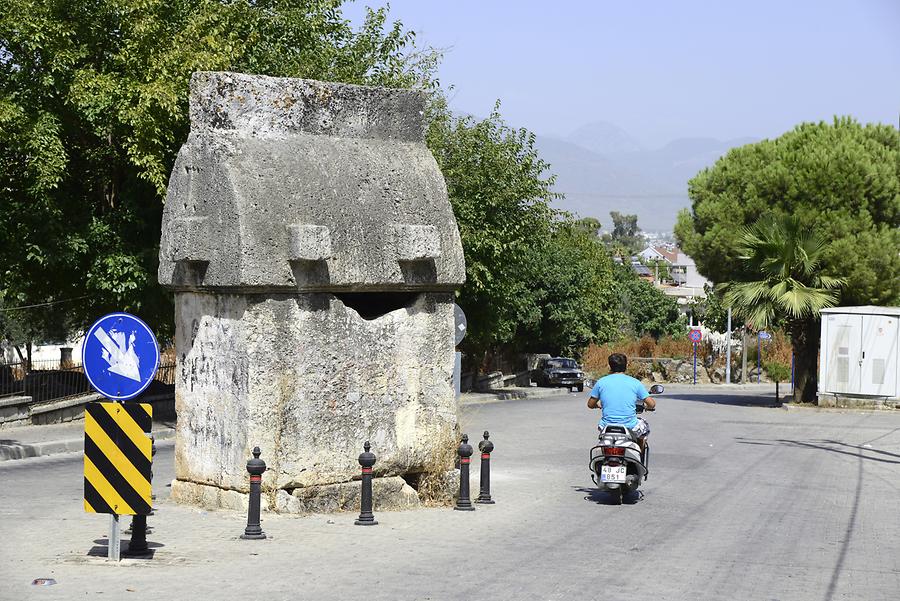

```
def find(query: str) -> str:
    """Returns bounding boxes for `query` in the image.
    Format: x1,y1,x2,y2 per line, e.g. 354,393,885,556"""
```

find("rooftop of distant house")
638,245,680,264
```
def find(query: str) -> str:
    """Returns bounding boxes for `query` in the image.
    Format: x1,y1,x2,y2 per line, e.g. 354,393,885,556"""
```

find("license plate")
600,465,626,483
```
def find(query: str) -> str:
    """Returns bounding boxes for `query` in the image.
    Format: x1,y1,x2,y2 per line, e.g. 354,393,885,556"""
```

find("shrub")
625,361,649,380
582,335,699,376
637,336,655,358
765,362,791,383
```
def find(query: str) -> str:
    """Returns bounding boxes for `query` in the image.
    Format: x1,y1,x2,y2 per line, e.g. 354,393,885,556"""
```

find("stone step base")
171,476,423,514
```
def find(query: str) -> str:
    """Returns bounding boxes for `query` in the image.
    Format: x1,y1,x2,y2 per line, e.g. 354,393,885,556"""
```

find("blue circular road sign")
689,329,702,343
82,313,160,401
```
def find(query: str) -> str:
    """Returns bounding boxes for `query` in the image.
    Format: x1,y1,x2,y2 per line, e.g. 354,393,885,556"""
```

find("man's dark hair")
608,353,628,373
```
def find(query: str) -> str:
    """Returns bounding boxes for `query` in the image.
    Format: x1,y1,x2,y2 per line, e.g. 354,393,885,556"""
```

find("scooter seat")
601,425,629,434
600,425,636,441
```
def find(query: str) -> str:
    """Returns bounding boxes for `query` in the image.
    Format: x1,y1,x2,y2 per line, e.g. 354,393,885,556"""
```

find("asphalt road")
1,386,898,601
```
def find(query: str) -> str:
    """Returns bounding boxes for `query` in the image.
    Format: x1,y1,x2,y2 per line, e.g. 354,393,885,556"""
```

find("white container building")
819,306,900,406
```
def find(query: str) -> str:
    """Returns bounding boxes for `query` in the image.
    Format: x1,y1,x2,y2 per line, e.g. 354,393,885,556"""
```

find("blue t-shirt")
590,373,649,428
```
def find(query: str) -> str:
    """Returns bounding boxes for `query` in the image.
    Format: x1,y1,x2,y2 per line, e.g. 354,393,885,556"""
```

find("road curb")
780,402,899,413
0,426,175,462
461,386,576,405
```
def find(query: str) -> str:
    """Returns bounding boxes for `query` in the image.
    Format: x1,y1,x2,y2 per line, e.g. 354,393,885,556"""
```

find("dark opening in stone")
400,471,422,491
334,292,421,320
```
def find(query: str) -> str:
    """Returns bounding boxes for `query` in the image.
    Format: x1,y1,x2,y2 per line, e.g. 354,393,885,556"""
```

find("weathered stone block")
161,72,464,511
171,479,255,512
394,224,441,261
159,72,465,291
172,291,459,492
291,476,419,513
170,216,211,262
287,224,333,261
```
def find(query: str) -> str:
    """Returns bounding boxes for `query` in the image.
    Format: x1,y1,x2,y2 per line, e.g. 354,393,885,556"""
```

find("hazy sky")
345,0,900,148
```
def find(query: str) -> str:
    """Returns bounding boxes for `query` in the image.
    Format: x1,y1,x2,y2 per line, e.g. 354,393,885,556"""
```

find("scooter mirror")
649,384,665,395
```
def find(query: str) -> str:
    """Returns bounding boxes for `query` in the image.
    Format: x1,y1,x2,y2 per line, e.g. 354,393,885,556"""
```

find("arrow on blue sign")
82,313,160,401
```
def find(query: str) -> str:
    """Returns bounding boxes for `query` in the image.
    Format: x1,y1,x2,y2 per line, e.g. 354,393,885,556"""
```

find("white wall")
1,335,85,365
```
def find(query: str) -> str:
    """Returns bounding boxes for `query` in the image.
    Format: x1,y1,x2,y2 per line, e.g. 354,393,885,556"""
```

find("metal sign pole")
109,514,121,561
454,352,461,401
757,333,761,384
791,354,795,394
693,342,697,385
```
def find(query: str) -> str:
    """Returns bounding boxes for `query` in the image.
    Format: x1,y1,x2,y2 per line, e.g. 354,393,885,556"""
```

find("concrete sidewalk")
0,420,176,462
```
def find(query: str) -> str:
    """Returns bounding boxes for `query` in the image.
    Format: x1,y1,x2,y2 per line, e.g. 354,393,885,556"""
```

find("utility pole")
725,307,732,384
741,328,749,385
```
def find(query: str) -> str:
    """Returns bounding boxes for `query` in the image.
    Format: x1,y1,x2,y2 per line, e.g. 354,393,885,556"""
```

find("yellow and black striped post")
83,402,152,516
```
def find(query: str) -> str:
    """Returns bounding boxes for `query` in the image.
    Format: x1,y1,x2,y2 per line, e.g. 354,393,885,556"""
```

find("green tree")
675,118,900,308
722,215,844,402
0,0,427,340
426,99,559,366
687,283,738,334
520,221,621,356
574,216,602,238
603,211,643,255
615,265,686,340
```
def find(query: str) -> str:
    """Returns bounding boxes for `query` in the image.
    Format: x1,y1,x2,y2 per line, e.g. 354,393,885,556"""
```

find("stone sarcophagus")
159,72,465,512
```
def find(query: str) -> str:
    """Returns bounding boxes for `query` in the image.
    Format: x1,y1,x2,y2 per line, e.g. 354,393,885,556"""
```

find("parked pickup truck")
531,357,585,392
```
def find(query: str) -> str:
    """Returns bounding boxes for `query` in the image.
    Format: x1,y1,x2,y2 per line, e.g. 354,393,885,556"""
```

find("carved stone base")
170,476,424,514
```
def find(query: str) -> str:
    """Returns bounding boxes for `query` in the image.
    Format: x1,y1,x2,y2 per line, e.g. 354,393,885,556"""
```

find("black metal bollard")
125,433,155,551
125,514,149,555
241,446,267,540
475,431,495,504
150,435,157,502
454,434,475,511
354,441,378,526
147,435,156,531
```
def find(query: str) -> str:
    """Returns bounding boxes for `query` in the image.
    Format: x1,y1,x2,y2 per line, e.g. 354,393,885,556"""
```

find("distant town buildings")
637,244,711,303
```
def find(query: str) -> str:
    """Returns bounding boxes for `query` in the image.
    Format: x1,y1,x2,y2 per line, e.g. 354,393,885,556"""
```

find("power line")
0,295,91,312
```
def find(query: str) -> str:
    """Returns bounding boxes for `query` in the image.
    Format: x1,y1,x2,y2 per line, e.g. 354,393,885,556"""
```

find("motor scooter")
589,384,663,504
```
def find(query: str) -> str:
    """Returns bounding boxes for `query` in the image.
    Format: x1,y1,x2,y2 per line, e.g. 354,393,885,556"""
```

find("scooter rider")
587,353,656,453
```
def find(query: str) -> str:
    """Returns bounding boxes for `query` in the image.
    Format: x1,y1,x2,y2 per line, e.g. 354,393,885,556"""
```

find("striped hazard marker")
83,401,152,515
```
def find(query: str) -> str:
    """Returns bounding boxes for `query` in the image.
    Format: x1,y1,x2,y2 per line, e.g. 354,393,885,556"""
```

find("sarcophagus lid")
160,71,465,292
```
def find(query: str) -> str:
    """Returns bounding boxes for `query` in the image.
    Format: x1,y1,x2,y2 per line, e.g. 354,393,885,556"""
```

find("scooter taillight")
602,446,625,456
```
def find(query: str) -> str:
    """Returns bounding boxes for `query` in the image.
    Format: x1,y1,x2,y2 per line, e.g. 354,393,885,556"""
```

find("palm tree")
723,215,844,402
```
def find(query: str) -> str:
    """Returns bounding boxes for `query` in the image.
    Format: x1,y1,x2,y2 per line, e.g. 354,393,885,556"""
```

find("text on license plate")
600,465,626,483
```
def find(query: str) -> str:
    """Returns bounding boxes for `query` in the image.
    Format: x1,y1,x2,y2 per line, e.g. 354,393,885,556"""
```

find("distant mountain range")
535,121,757,232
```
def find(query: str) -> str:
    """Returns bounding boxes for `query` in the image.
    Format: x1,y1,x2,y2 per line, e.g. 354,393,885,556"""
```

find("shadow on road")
665,392,781,408
735,437,900,465
573,486,642,505
88,537,164,559
735,434,879,600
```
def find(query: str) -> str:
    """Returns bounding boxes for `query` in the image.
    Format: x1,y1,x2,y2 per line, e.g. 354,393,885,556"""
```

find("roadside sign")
758,331,772,340
82,313,160,401
689,329,702,343
83,401,153,516
454,304,468,346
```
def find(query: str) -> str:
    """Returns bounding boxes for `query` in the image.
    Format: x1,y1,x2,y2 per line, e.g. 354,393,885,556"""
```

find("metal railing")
0,360,175,403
